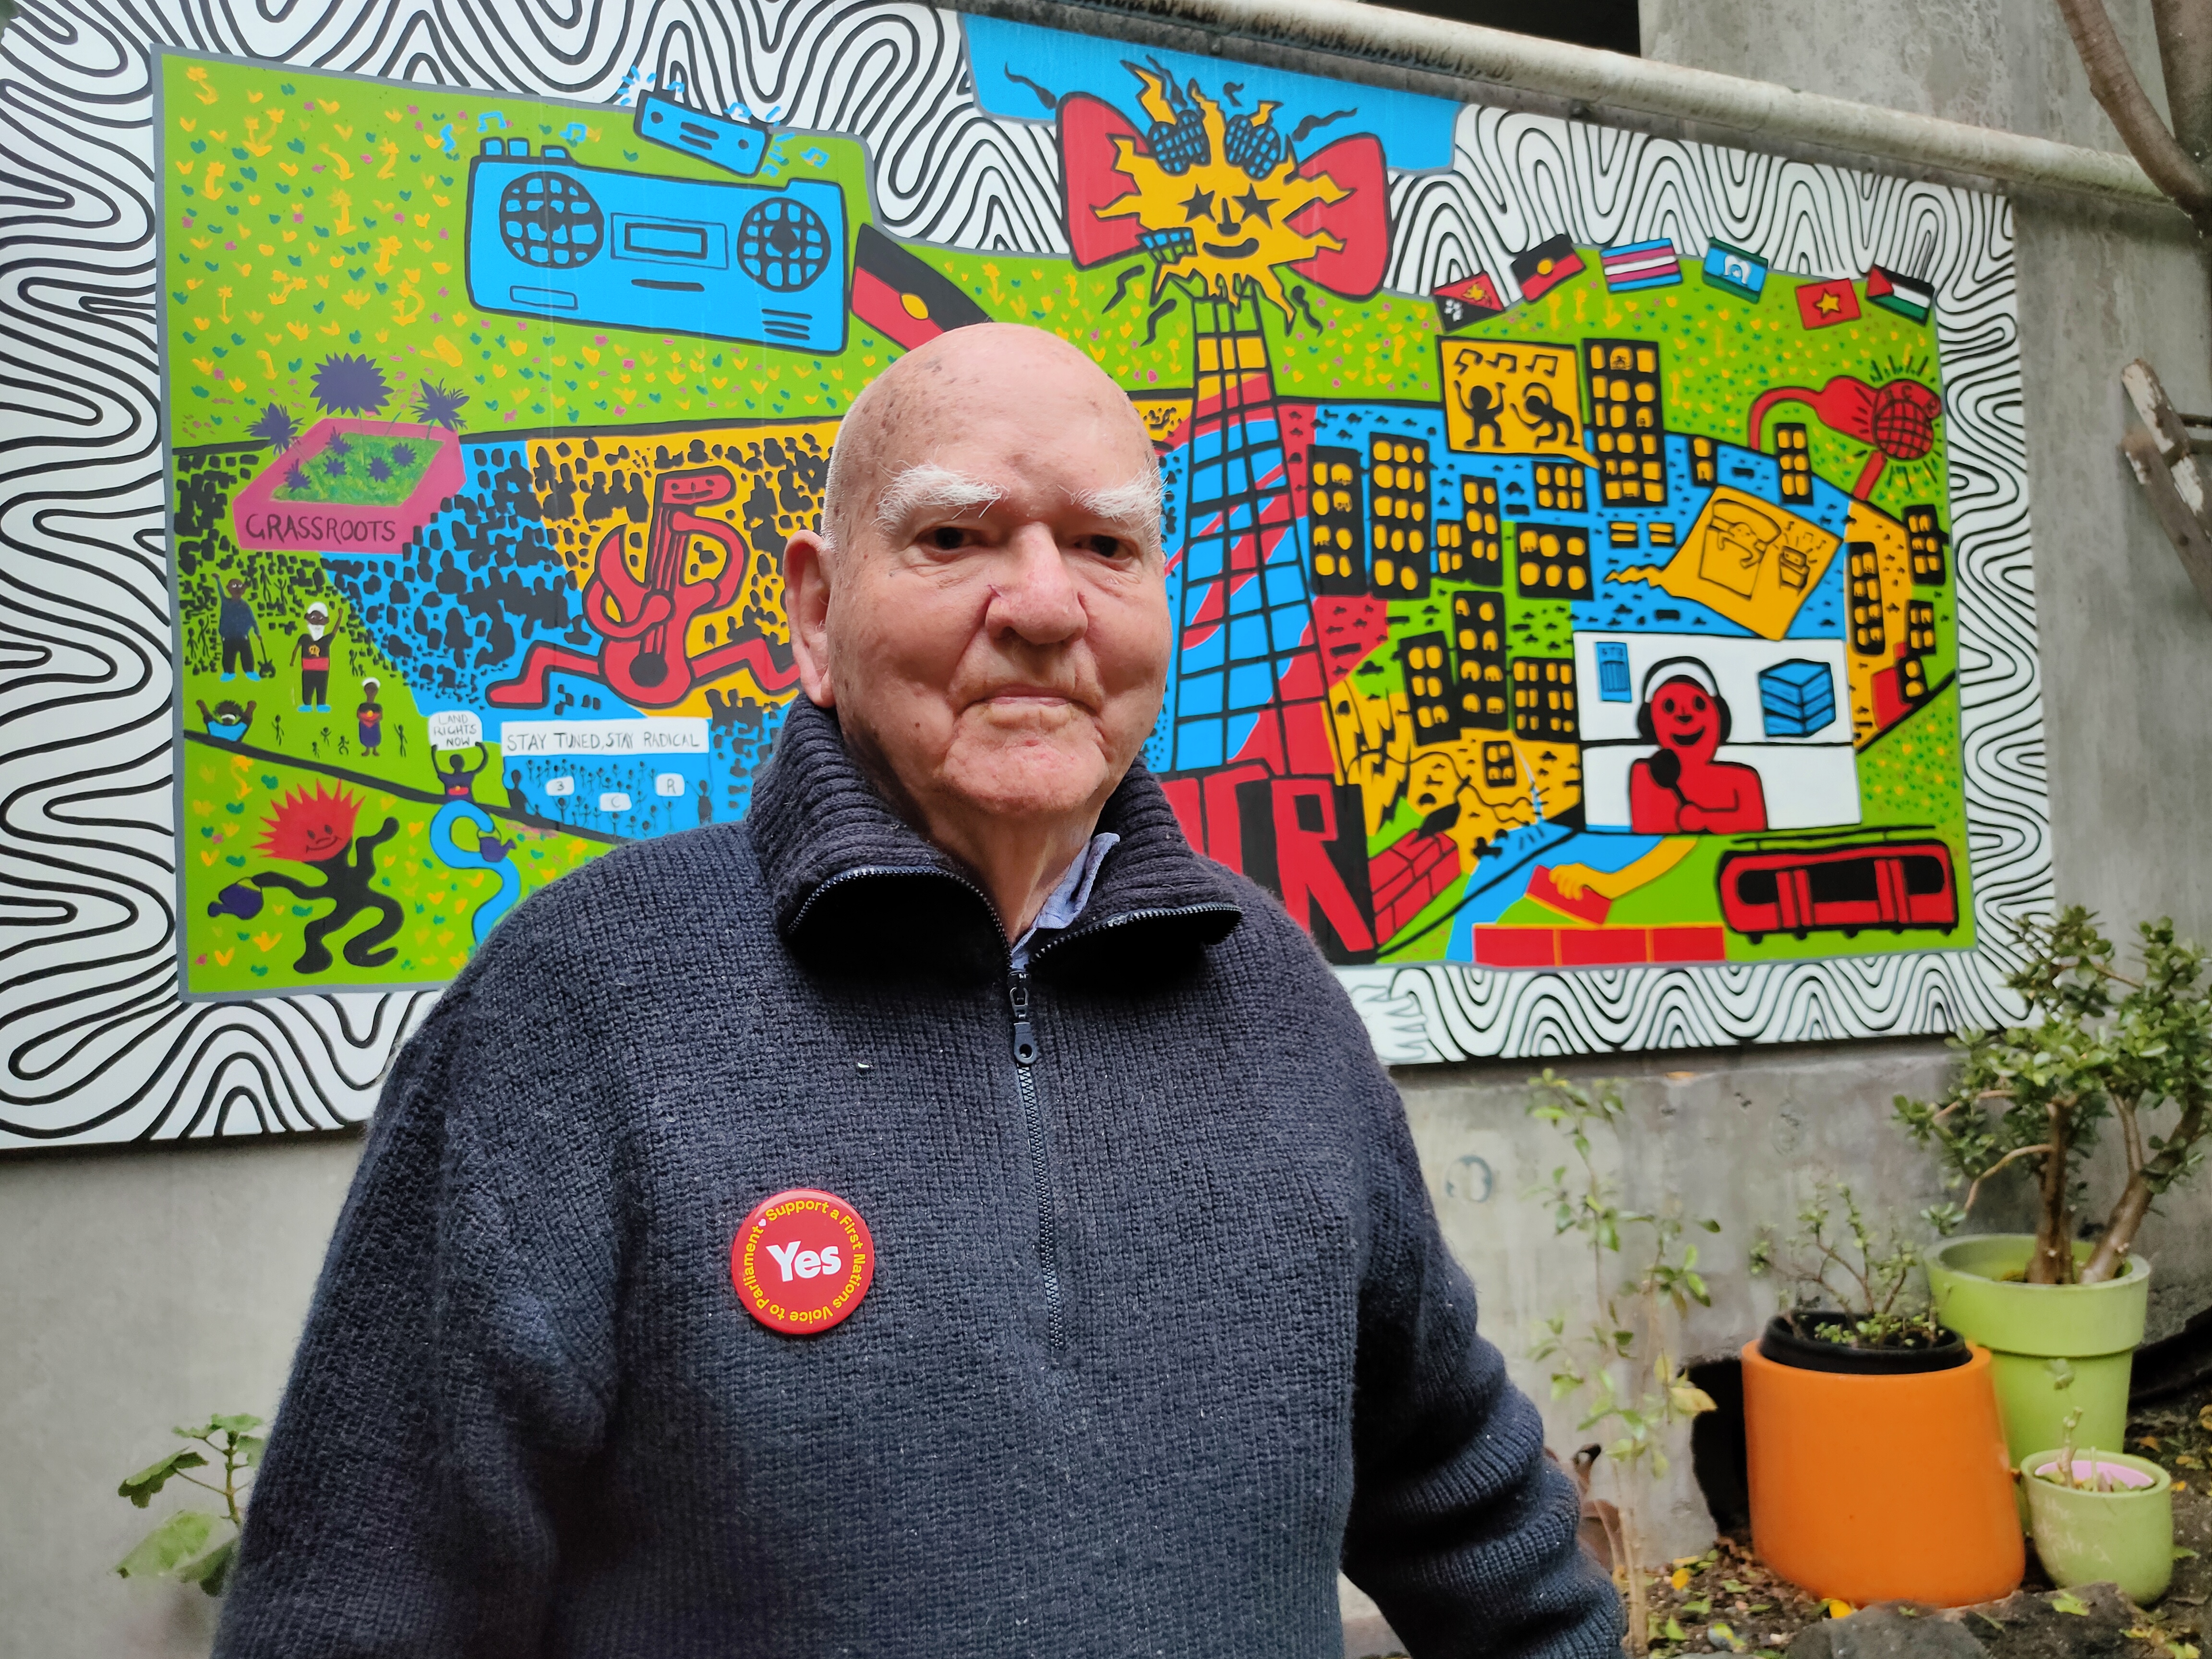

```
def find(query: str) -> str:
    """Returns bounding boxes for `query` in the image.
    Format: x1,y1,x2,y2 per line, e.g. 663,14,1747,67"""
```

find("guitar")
489,465,798,710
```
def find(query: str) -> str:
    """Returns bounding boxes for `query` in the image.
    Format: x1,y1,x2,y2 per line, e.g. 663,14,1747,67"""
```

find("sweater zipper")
793,875,1236,1356
1030,902,1243,960
1007,967,1063,1352
1012,904,1236,1353
793,866,1071,1348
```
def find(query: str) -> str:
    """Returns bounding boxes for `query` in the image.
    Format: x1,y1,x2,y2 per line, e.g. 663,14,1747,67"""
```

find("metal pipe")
1062,0,2169,207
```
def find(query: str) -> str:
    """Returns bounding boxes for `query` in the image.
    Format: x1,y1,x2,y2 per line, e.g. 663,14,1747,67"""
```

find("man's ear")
783,528,836,709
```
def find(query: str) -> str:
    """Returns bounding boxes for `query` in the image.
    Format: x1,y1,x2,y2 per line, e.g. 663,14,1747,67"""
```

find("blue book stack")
1759,659,1837,737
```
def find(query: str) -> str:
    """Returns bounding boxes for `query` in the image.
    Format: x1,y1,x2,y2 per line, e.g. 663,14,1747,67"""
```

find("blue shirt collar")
1009,831,1120,970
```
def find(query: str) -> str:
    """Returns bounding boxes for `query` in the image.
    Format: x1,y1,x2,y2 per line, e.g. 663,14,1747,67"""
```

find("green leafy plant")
1527,1070,1720,1656
2040,1400,2121,1492
114,1413,263,1596
1897,908,2212,1284
1748,1182,1947,1349
2033,1366,2148,1494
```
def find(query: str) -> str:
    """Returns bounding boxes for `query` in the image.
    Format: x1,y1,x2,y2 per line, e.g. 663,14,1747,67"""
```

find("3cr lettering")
764,1239,842,1282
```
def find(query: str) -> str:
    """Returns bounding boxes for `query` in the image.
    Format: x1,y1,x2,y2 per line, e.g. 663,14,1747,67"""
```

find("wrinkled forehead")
875,361,1148,472
830,341,1159,541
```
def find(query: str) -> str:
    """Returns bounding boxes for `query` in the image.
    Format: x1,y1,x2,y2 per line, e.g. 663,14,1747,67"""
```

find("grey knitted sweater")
216,697,1621,1658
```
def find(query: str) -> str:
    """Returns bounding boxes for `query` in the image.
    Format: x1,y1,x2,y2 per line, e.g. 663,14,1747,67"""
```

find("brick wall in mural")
4,1,2048,1144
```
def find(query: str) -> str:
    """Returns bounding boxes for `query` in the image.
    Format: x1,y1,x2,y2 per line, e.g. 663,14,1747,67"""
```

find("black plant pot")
1757,1312,1969,1375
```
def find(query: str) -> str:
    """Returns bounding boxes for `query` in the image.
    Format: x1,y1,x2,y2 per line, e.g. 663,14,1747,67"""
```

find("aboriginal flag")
851,224,990,352
1795,276,1862,329
1511,233,1585,302
1433,271,1505,331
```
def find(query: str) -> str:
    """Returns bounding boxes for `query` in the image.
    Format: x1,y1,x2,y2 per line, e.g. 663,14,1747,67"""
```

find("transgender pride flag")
1600,239,1683,292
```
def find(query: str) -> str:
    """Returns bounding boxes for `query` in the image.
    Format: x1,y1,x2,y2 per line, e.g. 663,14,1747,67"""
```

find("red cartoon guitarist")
489,467,797,710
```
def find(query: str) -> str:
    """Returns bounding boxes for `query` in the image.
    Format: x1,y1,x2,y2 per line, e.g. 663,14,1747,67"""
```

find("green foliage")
1750,1181,1946,1349
114,1413,262,1597
118,1447,208,1507
114,1512,216,1580
1527,1071,1723,1654
1895,907,2212,1284
1528,1071,1719,1480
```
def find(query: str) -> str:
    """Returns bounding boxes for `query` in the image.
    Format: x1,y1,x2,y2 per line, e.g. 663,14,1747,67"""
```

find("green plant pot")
2020,1448,2174,1604
1924,1235,2149,1464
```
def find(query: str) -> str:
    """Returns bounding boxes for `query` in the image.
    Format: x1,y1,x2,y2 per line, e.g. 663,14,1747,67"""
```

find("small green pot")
2020,1448,2174,1605
1924,1234,2149,1463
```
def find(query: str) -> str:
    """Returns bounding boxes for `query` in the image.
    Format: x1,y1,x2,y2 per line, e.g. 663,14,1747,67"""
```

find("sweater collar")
745,697,1243,980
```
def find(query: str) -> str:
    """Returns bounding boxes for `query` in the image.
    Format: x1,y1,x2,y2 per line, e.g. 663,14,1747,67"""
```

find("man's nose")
986,524,1087,646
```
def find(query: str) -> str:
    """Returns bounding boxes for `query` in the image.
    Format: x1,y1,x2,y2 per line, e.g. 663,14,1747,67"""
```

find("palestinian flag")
1600,238,1682,292
1795,276,1861,330
851,224,989,352
1511,233,1585,303
1865,264,1935,325
1433,271,1505,331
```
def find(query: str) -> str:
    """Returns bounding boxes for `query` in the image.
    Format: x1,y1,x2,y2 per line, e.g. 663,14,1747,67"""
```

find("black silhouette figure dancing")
252,817,403,973
1458,379,1505,448
1521,385,1578,446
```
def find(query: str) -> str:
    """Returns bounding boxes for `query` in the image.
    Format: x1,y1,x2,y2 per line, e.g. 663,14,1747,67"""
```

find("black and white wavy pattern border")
0,3,2044,1145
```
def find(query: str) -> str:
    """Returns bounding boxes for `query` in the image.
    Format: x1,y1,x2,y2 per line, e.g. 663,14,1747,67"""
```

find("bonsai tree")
1897,907,2212,1285
1749,1181,1946,1349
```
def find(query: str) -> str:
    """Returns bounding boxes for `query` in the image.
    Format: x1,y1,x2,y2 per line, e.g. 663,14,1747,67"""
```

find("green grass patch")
275,433,433,505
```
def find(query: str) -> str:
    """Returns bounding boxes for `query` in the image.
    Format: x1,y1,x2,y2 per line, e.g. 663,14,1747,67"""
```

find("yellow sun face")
1095,67,1348,319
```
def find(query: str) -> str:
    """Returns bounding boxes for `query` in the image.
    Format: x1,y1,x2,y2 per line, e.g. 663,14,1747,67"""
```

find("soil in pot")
1756,1312,1968,1375
2020,1447,2174,1605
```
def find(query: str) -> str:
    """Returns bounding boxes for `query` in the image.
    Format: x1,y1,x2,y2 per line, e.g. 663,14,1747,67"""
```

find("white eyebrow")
1077,472,1164,532
873,463,1001,533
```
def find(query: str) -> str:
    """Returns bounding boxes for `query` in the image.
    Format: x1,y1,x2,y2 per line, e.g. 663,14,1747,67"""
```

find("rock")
1951,1583,2138,1659
1785,1604,1988,1658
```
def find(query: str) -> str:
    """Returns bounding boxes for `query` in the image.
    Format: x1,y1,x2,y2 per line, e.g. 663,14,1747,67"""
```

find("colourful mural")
0,0,2041,1143
161,31,1994,1008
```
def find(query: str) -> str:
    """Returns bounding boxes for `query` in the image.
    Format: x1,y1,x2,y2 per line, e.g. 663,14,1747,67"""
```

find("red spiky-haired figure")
250,783,402,974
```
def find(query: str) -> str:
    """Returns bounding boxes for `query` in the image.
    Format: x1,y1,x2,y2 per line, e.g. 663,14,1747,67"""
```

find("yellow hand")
1547,863,1603,901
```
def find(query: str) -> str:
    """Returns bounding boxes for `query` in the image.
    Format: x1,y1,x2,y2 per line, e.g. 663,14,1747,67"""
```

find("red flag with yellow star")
1796,277,1861,329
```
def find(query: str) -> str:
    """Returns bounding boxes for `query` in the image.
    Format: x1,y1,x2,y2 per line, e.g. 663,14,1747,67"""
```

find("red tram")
1717,839,1958,943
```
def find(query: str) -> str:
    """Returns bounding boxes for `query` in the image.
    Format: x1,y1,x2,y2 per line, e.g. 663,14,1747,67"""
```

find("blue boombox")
465,140,846,352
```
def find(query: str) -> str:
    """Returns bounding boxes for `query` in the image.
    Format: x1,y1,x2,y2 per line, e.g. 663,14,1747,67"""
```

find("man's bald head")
819,323,1160,558
781,321,1174,937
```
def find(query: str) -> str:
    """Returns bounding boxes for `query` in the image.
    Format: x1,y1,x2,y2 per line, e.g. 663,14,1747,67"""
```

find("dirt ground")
1346,1382,2212,1658
1623,1385,2212,1657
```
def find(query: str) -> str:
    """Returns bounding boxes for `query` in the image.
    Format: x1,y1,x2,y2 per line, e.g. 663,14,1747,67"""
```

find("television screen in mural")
159,18,2007,1022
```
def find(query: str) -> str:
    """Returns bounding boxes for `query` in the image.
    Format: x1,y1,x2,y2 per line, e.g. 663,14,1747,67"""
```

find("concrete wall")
0,1135,362,1659
12,2,2212,1653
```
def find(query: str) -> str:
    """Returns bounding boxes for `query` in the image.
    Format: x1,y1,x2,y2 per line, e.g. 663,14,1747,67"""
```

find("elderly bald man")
218,325,1618,1659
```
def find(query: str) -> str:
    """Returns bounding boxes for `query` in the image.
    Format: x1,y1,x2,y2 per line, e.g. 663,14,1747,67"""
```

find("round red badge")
730,1188,876,1336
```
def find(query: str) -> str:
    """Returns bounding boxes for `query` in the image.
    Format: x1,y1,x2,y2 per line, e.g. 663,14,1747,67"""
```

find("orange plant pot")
1742,1340,2022,1607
